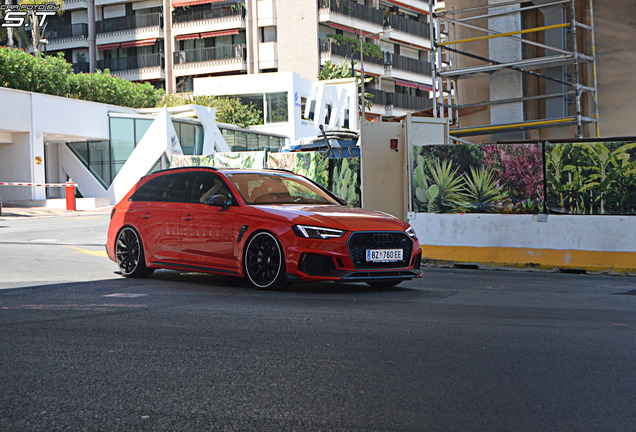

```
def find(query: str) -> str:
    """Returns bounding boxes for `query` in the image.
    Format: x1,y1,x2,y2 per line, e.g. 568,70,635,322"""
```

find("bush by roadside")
0,47,162,108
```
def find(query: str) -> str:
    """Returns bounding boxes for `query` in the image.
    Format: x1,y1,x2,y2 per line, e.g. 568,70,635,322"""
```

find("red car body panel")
106,167,422,284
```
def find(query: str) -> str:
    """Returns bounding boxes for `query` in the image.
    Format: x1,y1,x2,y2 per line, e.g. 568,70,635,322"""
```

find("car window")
190,172,234,204
227,172,339,205
130,173,192,202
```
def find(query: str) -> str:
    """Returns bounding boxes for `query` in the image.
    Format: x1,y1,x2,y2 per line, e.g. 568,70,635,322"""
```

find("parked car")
106,167,422,289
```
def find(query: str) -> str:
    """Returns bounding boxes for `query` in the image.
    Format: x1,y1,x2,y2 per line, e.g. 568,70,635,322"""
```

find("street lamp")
358,28,391,125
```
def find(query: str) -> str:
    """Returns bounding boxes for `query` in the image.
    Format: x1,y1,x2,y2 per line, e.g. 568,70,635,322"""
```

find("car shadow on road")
146,269,412,295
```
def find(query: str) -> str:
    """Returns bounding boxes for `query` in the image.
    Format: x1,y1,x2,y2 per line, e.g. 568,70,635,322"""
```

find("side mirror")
205,194,231,210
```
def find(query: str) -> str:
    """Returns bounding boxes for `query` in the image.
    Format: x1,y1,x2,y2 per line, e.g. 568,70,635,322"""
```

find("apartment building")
43,0,435,120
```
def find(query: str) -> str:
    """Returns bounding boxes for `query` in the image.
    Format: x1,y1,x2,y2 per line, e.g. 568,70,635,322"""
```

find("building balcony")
320,39,384,67
384,52,432,77
318,0,384,26
96,53,162,72
319,0,431,42
173,44,245,65
173,3,244,24
385,13,430,40
370,89,433,112
173,44,247,77
96,13,161,34
44,23,88,41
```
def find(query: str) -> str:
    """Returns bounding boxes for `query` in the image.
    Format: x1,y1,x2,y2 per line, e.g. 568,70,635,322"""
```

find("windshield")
226,172,341,206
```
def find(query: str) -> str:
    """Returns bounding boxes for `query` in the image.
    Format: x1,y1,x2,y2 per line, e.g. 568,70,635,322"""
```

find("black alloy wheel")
115,227,154,278
244,232,285,289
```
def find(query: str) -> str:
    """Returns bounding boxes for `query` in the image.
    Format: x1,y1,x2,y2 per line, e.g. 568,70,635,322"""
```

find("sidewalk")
0,204,113,219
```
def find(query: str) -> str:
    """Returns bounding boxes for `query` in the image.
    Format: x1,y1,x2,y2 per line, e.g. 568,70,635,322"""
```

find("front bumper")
286,268,422,284
282,231,422,284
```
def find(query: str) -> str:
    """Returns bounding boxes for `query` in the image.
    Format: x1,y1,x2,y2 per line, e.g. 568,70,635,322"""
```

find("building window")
266,92,288,123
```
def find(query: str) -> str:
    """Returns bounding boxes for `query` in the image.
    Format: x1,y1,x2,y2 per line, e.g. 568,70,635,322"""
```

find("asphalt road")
1,215,635,431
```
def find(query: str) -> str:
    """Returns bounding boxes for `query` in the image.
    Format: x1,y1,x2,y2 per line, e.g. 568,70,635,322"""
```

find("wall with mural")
412,140,636,216
171,151,361,206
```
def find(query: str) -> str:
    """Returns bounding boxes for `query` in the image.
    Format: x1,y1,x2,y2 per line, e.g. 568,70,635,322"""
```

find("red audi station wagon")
106,167,422,289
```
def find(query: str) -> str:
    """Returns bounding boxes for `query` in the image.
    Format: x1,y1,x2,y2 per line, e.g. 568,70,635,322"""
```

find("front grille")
347,231,413,269
299,253,336,276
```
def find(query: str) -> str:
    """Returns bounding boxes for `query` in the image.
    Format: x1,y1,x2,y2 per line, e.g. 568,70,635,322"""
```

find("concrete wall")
408,213,636,273
193,72,358,141
595,0,636,137
0,87,134,202
0,134,32,201
274,0,320,81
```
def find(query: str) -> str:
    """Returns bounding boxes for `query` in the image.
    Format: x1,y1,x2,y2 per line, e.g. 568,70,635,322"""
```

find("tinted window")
130,173,192,202
190,172,234,204
227,172,339,205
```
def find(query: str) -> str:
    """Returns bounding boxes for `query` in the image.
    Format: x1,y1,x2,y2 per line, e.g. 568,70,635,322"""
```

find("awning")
418,83,433,91
98,43,120,51
395,79,418,89
200,29,239,38
176,33,200,41
329,23,357,35
120,38,157,48
387,0,428,15
172,0,226,7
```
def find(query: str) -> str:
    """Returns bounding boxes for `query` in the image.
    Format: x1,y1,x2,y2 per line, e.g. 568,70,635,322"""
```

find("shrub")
0,47,163,108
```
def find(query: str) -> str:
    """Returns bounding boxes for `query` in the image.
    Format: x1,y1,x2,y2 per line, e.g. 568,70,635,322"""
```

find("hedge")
0,47,163,108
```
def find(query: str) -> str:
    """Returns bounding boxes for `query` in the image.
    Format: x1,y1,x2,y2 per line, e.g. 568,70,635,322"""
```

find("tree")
158,93,263,128
19,0,64,56
318,60,373,111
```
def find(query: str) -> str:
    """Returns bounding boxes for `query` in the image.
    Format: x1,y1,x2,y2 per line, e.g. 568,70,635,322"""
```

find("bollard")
65,180,77,211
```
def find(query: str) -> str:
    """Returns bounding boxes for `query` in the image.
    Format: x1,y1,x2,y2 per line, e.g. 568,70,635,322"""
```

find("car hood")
245,205,409,231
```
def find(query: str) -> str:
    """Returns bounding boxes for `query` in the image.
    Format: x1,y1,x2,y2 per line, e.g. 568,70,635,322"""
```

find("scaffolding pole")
428,0,599,140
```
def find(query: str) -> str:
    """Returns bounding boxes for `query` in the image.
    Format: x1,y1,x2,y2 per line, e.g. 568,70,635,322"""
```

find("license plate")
366,249,403,262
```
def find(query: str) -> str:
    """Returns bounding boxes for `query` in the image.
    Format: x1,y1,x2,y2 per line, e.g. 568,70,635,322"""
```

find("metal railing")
385,13,430,39
385,53,432,76
44,23,88,40
96,53,162,72
370,89,433,111
319,39,384,66
173,44,246,65
173,3,245,24
319,0,384,26
96,13,161,33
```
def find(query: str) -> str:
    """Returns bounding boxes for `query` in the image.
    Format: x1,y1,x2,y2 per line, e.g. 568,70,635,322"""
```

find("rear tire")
243,231,286,290
115,226,154,278
366,279,402,288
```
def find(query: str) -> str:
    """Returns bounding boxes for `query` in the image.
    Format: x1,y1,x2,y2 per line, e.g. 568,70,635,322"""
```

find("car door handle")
182,214,193,221
142,213,151,219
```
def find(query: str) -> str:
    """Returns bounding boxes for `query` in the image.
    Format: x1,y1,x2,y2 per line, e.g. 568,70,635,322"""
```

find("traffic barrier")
0,180,77,211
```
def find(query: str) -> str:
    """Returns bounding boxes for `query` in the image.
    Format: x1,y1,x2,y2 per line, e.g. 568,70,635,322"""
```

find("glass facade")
238,92,288,125
220,128,286,152
67,116,288,188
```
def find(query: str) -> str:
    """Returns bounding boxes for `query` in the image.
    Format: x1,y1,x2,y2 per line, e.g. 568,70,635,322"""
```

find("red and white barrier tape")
0,182,76,187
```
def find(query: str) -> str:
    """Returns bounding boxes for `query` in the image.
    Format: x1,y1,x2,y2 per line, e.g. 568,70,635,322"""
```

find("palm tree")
18,0,64,56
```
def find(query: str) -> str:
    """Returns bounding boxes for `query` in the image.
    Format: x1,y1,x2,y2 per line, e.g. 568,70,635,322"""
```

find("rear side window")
130,173,192,202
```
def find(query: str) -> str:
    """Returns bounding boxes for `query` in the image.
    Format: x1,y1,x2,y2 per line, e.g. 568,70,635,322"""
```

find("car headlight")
292,225,346,239
405,226,418,239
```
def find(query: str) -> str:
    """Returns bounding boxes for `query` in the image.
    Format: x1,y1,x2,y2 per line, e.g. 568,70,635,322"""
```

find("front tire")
115,227,154,278
244,231,286,290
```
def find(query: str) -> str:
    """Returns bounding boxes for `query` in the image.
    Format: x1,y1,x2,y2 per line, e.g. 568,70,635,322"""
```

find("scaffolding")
427,0,599,141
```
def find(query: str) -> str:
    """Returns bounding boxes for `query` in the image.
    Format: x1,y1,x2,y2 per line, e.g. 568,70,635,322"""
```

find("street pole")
360,29,365,125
